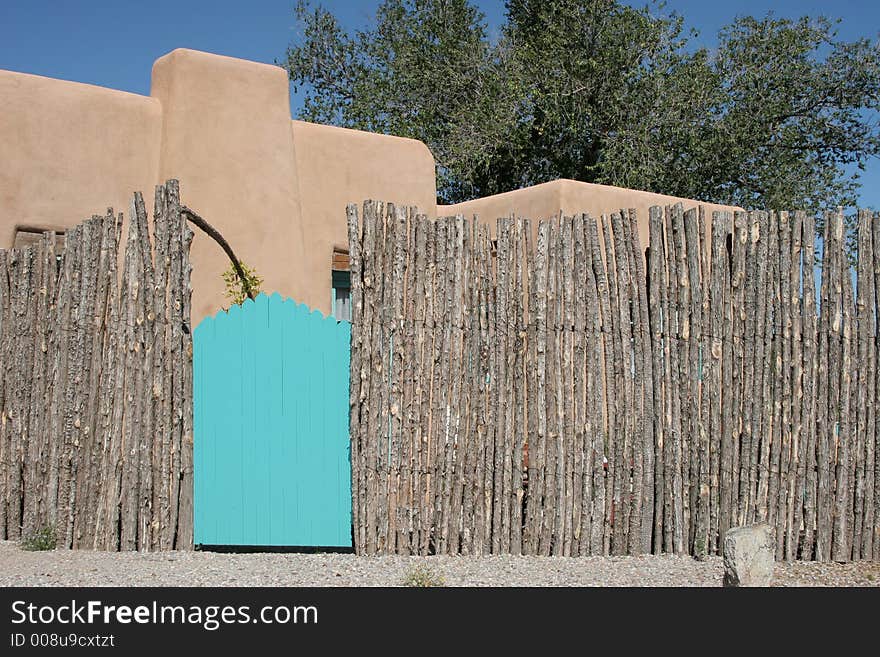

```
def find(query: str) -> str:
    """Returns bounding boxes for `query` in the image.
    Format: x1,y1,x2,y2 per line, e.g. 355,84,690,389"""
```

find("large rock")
723,524,774,587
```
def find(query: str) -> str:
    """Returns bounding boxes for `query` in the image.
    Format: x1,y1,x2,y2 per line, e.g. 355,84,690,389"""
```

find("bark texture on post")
0,180,193,550
342,202,878,562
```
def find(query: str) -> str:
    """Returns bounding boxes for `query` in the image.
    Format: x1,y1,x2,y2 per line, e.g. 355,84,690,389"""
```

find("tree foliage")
284,0,880,213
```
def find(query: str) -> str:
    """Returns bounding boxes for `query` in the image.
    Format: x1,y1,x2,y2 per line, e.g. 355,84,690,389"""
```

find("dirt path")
1,541,877,587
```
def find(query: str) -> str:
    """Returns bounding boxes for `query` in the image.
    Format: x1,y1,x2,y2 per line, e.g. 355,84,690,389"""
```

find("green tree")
632,15,880,213
484,0,703,200
284,0,880,214
285,0,499,201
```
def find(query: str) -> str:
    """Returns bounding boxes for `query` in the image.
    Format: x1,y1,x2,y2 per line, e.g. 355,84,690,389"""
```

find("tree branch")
180,205,257,301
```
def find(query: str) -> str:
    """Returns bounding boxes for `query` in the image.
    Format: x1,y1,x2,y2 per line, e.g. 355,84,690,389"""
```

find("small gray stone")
723,523,774,587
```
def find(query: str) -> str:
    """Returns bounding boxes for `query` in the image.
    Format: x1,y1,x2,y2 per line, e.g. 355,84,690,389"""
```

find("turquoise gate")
193,293,352,548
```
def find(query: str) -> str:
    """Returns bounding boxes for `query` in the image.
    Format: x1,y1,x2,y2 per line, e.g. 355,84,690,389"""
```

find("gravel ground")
1,541,877,587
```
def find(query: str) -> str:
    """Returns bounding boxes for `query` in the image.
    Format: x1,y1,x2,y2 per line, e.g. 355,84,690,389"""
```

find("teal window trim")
332,269,351,290
331,269,352,322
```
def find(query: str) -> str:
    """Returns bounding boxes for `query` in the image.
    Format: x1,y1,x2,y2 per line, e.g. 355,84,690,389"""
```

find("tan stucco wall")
439,179,740,254
150,49,306,323
291,121,437,313
0,49,437,323
1,48,736,326
0,70,162,245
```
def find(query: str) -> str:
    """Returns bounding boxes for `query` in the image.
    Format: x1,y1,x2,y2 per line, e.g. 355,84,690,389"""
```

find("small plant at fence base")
20,525,57,551
222,261,264,306
402,564,445,587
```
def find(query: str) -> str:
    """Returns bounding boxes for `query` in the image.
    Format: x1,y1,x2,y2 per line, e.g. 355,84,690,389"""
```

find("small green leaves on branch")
223,261,264,307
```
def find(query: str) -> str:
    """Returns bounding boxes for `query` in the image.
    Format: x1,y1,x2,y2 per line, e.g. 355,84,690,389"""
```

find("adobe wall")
439,179,741,253
149,49,306,324
0,49,438,323
290,120,437,314
0,70,162,244
1,48,736,325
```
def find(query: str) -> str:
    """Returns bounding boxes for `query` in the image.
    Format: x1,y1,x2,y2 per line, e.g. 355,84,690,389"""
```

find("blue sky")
2,1,878,207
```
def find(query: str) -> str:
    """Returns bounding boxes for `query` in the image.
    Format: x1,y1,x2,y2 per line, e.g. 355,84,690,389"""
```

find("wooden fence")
347,201,880,561
0,180,194,550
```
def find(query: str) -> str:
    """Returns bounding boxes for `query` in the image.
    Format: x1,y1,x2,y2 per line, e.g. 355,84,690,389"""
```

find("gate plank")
193,293,352,548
